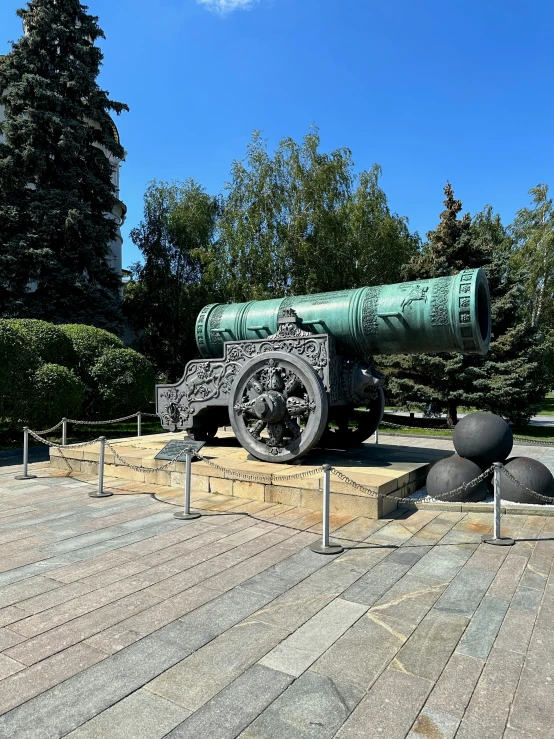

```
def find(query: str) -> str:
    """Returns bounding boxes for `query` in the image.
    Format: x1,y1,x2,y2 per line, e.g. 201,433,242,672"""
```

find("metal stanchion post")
137,411,142,437
62,418,67,447
174,449,201,520
89,437,112,498
15,427,37,480
482,462,514,546
310,465,344,554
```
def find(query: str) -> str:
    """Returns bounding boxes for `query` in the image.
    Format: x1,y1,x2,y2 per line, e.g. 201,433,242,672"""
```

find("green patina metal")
196,268,491,359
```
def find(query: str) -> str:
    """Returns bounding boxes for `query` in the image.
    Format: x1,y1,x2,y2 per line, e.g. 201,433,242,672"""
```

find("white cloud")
197,0,261,14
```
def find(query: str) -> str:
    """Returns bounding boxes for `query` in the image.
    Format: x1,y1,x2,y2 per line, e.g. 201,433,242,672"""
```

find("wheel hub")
253,391,286,423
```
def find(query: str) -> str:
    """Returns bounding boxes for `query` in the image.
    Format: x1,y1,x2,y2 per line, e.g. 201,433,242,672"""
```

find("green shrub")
0,321,40,425
7,319,77,368
90,348,155,417
28,364,85,430
59,324,123,382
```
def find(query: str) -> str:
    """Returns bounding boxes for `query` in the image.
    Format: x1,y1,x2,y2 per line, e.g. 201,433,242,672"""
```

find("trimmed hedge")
90,348,155,417
0,322,39,424
59,324,124,382
7,319,77,368
29,364,85,430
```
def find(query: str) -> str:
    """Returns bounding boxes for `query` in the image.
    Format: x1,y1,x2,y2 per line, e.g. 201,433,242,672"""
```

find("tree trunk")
446,402,458,428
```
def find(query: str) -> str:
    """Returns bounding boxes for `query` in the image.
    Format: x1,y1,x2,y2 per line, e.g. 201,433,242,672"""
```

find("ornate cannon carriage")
156,268,491,463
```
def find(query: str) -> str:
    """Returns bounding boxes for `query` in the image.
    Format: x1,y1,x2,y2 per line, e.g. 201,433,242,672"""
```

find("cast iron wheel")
229,352,328,463
323,387,385,447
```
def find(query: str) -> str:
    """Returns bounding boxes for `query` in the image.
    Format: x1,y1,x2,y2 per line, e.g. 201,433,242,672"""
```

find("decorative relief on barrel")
430,276,452,326
361,286,381,336
209,305,226,352
196,305,212,356
457,269,477,352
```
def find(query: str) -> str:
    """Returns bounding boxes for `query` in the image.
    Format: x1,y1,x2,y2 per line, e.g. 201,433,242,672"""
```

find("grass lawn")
380,423,554,443
537,393,554,415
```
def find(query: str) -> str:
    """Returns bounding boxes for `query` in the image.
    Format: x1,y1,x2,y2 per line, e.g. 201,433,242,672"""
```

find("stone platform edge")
48,446,430,520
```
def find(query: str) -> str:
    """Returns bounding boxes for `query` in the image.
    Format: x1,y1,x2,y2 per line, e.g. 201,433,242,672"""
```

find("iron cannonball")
453,412,513,469
500,457,554,505
426,455,488,502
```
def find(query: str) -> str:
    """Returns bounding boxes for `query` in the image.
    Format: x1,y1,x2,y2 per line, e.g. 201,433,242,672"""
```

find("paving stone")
335,668,434,739
233,545,333,599
391,610,469,682
145,620,290,712
341,560,412,606
424,652,484,718
456,595,509,659
0,630,197,738
488,553,529,599
241,582,335,635
64,688,191,739
455,647,525,739
160,586,273,645
163,665,293,739
0,653,24,680
511,584,544,613
434,567,494,616
0,628,24,651
369,574,449,634
508,628,554,737
492,607,536,655
239,670,363,739
0,643,106,716
310,609,406,691
258,598,367,677
5,590,161,665
406,707,460,739
408,544,476,583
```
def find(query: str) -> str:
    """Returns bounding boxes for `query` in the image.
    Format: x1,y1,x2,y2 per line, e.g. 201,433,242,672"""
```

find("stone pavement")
0,460,552,738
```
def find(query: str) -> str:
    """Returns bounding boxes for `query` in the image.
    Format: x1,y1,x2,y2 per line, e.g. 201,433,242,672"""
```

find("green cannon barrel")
196,268,491,359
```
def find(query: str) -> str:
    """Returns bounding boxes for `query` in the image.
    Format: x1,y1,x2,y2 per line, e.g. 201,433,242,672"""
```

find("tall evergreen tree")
0,0,128,330
378,184,549,426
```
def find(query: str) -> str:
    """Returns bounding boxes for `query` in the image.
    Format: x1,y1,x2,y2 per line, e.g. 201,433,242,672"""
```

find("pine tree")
0,0,128,330
377,184,549,426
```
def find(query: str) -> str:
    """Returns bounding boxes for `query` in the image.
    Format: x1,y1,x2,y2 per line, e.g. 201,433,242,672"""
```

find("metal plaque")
154,439,206,461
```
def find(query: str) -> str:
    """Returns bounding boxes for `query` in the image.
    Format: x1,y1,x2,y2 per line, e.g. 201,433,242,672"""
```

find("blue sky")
2,0,553,269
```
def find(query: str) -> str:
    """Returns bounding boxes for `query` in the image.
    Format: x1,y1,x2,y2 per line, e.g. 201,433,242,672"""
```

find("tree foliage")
207,128,418,302
0,0,128,330
90,347,155,417
378,184,549,425
59,323,123,384
6,319,77,368
123,179,219,382
511,184,554,328
29,363,85,429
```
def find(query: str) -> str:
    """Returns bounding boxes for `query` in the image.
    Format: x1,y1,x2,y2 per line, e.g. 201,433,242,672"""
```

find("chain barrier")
65,413,139,425
194,452,273,484
27,429,102,449
104,440,191,473
501,467,554,504
194,452,328,485
35,420,64,435
330,465,494,505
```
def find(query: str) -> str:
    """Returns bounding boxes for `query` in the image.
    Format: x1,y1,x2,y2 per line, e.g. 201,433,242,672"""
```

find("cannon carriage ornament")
156,268,491,463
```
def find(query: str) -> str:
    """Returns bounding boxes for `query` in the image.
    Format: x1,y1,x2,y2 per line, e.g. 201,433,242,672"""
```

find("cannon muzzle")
196,268,491,359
